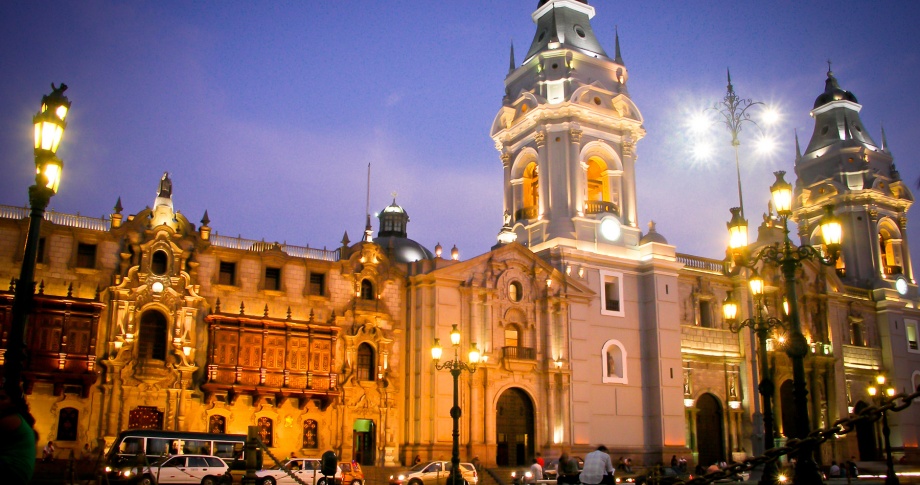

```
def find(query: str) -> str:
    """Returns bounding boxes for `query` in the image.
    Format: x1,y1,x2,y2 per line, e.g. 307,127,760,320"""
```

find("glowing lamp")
451,245,459,261
729,400,741,410
868,386,878,397
726,207,748,253
431,338,443,361
820,205,843,251
770,171,794,215
684,398,695,408
468,343,480,364
748,273,765,297
450,324,461,346
113,340,123,350
33,84,70,155
182,346,192,357
722,291,738,322
877,374,887,386
887,387,895,398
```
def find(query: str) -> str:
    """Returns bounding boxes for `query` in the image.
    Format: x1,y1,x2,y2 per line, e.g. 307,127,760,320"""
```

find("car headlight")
398,475,406,481
105,466,112,473
122,470,133,478
511,472,517,478
525,472,532,478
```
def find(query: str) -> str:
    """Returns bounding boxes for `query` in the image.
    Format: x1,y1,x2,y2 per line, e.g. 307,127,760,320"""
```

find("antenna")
364,163,373,242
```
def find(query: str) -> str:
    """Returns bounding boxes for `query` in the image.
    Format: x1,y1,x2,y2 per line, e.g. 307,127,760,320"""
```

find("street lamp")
700,69,778,218
432,324,480,485
727,170,842,485
868,374,899,485
3,84,71,397
723,279,786,485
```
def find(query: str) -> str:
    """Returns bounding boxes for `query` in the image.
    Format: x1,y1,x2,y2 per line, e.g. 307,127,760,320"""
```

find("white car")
255,458,343,485
108,454,229,485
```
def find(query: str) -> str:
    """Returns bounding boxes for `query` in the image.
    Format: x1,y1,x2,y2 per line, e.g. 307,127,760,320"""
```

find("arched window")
879,221,904,276
138,311,168,360
151,250,168,275
523,162,540,210
357,343,376,381
303,419,319,449
601,339,627,384
586,157,609,202
257,417,274,447
360,279,374,300
57,407,78,441
509,281,523,302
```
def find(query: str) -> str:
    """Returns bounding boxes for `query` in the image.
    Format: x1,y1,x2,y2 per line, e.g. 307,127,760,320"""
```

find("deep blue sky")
1,1,918,261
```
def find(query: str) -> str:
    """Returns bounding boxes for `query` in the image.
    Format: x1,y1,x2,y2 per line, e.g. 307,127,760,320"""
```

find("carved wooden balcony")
584,200,619,216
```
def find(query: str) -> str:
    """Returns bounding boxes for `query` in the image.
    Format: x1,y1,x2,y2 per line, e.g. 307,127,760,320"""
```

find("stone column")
535,131,548,218
569,129,584,218
621,137,638,227
501,152,513,218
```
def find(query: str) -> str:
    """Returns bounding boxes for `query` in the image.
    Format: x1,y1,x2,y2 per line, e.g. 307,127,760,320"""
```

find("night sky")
1,1,918,262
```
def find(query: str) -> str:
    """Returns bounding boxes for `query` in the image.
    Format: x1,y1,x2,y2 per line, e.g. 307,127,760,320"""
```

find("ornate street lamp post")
868,375,899,485
3,84,71,397
727,171,842,485
723,277,786,485
432,325,480,485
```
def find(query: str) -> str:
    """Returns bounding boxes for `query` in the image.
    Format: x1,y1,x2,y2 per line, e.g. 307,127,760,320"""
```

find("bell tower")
491,0,645,253
793,69,915,295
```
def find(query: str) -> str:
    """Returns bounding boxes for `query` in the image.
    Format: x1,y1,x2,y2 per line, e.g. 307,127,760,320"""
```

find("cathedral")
2,0,919,471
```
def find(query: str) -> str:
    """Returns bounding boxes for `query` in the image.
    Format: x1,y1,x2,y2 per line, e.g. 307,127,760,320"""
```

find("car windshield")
408,462,428,472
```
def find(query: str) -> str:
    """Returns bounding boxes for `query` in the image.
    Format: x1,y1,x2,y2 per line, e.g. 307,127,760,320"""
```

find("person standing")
529,458,544,484
0,388,38,485
557,451,580,485
580,445,614,485
536,452,545,469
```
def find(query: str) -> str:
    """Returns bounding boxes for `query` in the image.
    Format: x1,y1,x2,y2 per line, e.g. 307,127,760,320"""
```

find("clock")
600,217,621,241
896,277,908,296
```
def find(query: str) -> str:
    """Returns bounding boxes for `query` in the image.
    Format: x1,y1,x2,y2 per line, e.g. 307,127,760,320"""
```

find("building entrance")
495,388,533,467
695,393,724,468
353,419,376,466
853,401,878,460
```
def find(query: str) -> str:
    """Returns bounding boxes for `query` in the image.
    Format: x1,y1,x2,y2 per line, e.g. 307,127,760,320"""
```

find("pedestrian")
536,452,545,469
529,458,544,483
414,455,422,465
828,461,841,477
42,440,55,462
0,387,38,485
670,455,678,468
846,457,858,478
471,456,481,472
557,451,580,485
580,445,614,485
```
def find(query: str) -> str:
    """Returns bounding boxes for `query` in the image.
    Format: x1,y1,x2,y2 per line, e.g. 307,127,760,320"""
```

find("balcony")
842,344,882,370
584,200,619,216
502,346,537,372
680,325,741,357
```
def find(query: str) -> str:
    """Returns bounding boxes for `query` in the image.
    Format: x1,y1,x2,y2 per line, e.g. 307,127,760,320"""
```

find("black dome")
814,71,858,109
538,0,587,6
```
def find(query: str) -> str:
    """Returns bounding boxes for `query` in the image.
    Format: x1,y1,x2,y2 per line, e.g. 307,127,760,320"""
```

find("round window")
509,281,523,302
574,25,586,38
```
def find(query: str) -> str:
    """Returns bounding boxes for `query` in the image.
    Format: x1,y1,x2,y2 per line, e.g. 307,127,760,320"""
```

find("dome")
538,0,587,5
376,236,435,264
639,221,668,245
813,70,858,109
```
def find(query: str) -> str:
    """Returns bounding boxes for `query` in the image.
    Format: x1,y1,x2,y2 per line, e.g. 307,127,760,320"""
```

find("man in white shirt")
529,458,544,483
580,445,614,485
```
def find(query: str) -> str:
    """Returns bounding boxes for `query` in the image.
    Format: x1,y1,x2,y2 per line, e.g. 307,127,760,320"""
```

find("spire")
614,27,623,64
114,197,123,214
364,163,373,243
726,67,734,94
881,123,890,153
509,41,516,73
201,210,210,226
794,129,802,161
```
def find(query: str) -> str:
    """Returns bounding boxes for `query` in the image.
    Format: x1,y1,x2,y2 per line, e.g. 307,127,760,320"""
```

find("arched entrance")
496,388,534,467
695,393,724,468
779,380,798,439
853,401,878,460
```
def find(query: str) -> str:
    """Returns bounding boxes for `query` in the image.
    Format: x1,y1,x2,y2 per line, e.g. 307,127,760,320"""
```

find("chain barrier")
663,387,920,485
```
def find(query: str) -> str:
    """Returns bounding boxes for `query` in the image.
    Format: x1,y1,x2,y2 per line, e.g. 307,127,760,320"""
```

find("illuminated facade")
1,0,919,470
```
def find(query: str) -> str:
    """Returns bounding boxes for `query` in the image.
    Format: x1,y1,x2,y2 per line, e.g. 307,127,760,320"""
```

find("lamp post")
3,84,71,398
727,171,842,485
706,70,777,218
432,325,480,485
868,375,899,485
723,277,786,485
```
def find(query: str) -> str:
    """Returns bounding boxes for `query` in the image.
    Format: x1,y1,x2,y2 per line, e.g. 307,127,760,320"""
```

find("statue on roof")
158,172,173,199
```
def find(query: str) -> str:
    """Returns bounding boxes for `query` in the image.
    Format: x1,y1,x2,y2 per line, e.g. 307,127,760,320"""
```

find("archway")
853,401,878,460
779,380,798,439
496,388,534,467
695,393,724,468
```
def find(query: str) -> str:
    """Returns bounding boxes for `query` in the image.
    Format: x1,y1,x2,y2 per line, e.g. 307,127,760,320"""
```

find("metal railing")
501,346,536,360
676,254,730,275
0,204,110,231
584,200,619,215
